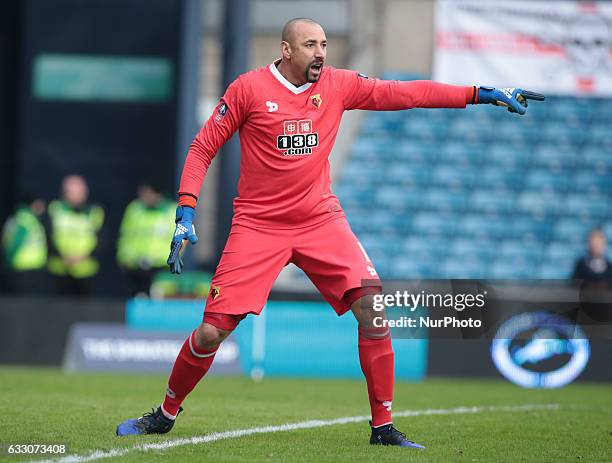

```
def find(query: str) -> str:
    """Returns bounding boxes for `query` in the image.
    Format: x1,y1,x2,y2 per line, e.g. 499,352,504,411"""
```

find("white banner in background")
433,0,612,96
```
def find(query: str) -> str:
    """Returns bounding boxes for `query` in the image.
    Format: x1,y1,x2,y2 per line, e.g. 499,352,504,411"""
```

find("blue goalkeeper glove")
478,87,545,115
167,206,198,274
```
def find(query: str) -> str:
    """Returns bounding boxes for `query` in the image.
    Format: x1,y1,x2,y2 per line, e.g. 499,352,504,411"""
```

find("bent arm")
177,79,247,208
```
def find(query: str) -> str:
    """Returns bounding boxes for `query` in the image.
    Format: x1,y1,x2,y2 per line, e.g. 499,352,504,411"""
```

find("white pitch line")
32,403,559,463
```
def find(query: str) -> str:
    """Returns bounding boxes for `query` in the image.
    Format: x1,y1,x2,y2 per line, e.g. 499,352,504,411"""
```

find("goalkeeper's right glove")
167,205,198,274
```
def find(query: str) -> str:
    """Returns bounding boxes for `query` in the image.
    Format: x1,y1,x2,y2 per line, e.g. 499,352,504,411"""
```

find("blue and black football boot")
369,421,426,449
116,407,182,436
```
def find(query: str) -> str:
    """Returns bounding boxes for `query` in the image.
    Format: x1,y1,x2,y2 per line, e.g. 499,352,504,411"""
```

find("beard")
305,60,324,83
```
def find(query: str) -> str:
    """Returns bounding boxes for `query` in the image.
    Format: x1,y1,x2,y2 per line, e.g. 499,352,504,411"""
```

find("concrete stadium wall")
379,0,435,76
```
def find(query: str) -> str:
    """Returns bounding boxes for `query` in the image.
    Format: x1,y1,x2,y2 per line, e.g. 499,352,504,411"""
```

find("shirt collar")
269,59,313,94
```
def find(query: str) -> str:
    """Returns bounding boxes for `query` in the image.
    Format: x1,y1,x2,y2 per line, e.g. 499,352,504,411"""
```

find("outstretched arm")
337,70,544,115
338,71,474,110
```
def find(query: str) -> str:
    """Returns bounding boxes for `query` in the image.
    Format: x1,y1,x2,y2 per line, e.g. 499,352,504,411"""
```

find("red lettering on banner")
436,31,565,56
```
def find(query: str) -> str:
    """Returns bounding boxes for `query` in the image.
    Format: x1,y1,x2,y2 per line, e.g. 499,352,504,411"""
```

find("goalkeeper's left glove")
478,87,545,115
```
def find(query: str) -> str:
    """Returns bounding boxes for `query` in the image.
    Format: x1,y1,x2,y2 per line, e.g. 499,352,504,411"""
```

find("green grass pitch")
1,367,611,462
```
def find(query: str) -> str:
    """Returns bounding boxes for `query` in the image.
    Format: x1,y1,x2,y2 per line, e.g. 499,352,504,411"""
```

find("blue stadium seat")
538,260,575,279
524,170,570,193
335,185,372,206
376,186,423,211
351,138,394,161
553,218,596,243
564,193,609,219
440,258,488,279
516,192,562,217
531,145,577,170
571,171,612,195
522,98,549,121
588,123,612,146
457,215,509,239
469,190,516,214
543,122,585,146
499,240,543,262
548,98,594,124
358,234,401,256
402,118,448,140
484,144,531,168
545,241,584,261
340,163,376,186
461,104,497,125
511,217,553,241
446,118,485,143
402,236,450,260
362,112,405,137
489,259,537,279
437,142,484,166
491,118,526,142
391,257,437,279
603,221,612,240
385,163,431,186
430,166,475,189
478,168,524,191
594,99,612,123
349,212,410,235
422,188,467,213
497,123,544,144
408,107,458,123
450,239,497,261
394,141,439,163
579,146,612,172
412,212,457,237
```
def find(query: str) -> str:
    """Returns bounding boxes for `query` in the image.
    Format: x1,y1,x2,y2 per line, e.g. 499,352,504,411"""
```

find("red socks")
162,327,394,427
162,330,218,418
358,333,395,427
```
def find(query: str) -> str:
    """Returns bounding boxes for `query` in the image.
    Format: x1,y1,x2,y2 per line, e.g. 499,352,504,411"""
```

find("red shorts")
203,216,381,321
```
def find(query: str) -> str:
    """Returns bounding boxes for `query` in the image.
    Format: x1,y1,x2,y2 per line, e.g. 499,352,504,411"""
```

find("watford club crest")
310,94,322,109
210,286,221,300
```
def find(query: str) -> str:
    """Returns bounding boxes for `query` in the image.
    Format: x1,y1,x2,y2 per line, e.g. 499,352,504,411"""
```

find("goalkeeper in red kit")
116,18,544,447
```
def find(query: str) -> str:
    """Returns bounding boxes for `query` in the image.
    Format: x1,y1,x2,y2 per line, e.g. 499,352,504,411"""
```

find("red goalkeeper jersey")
179,60,474,228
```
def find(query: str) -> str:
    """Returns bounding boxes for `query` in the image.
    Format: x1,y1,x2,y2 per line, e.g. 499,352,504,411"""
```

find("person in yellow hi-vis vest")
117,184,175,296
1,195,48,294
48,175,104,297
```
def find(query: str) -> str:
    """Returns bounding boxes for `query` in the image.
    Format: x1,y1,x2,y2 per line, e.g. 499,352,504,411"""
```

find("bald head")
588,229,608,258
282,18,322,44
278,18,327,86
